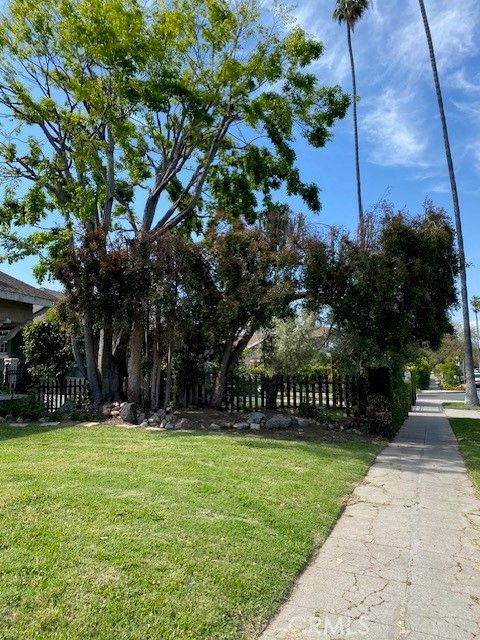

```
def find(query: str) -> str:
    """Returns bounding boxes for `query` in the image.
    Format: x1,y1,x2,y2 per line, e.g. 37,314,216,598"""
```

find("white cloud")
467,140,480,173
362,89,429,167
429,182,450,195
452,100,480,121
291,0,480,173
448,69,480,94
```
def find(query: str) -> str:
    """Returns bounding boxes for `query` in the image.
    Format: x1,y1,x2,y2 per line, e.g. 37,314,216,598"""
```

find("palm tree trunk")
347,24,364,233
418,0,478,405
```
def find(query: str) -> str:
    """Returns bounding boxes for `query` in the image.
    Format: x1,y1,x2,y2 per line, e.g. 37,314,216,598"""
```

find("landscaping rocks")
100,403,112,418
250,422,261,431
0,416,5,423
265,414,292,430
233,422,249,431
296,417,313,429
209,423,222,431
176,418,190,429
249,411,266,425
119,403,137,424
160,414,176,429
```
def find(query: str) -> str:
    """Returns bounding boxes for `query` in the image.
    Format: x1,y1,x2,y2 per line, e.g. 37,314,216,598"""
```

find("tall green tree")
333,0,369,230
0,0,349,405
418,0,479,405
254,313,330,377
204,208,306,408
22,309,73,379
305,202,459,373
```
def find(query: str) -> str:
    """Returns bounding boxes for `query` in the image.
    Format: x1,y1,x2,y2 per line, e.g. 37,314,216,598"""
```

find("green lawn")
0,424,382,640
450,418,480,494
443,402,480,410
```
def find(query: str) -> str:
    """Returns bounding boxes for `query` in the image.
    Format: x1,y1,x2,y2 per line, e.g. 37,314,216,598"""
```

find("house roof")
0,271,59,308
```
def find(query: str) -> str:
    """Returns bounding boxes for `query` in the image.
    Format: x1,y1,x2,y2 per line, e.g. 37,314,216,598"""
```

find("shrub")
0,395,46,420
22,310,73,379
410,357,431,390
52,396,95,421
391,381,413,433
436,357,461,387
297,403,330,423
363,378,413,438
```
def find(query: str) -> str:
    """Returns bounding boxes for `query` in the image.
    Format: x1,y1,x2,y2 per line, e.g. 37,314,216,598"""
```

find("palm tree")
418,0,478,405
333,0,369,231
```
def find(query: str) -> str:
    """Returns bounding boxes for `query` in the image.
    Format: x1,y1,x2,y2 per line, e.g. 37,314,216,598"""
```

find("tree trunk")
210,328,256,409
112,329,129,400
150,339,161,409
347,25,364,235
98,314,114,401
264,376,280,411
211,335,234,409
164,341,173,407
418,0,479,406
71,336,87,379
127,312,144,404
82,309,102,405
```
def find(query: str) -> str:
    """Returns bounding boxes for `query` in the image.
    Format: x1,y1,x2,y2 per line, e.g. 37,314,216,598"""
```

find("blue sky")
1,0,479,321
292,0,480,321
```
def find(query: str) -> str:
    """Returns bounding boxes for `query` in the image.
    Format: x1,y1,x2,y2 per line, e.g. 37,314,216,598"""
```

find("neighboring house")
0,271,59,370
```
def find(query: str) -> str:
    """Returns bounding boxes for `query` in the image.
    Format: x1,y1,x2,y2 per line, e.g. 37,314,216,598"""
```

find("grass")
450,417,480,494
0,424,383,640
443,402,480,410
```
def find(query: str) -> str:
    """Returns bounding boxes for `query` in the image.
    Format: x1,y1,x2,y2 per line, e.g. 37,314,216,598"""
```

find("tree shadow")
0,422,93,442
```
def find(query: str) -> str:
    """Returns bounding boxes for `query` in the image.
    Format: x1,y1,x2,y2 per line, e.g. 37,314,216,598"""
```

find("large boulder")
249,411,266,425
119,402,137,424
160,415,176,429
265,414,293,430
100,403,112,418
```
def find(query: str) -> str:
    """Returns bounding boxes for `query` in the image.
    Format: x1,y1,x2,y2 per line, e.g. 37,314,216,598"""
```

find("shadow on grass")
0,421,382,459
0,422,90,442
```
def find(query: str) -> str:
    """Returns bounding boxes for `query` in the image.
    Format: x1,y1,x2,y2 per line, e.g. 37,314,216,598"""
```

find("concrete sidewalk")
260,393,480,639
